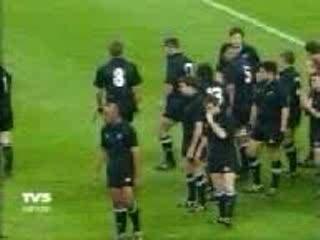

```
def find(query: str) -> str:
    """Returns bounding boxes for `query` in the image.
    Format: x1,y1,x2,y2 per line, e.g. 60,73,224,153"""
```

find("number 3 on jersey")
207,87,224,105
113,68,126,87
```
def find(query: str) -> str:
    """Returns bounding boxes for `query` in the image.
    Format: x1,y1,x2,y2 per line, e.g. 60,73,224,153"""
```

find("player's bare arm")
280,107,290,132
206,112,227,139
186,121,203,159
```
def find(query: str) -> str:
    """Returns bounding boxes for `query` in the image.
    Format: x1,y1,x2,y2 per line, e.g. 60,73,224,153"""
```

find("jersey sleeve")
94,67,105,89
130,63,142,87
100,129,107,149
128,126,139,148
278,84,290,108
165,61,178,84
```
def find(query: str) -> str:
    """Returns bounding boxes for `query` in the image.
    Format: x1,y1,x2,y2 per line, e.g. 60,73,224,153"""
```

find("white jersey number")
184,62,194,77
113,68,126,87
207,87,224,105
243,66,252,84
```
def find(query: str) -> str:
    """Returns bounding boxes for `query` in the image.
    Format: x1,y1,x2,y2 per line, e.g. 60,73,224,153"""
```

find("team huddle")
92,27,320,239
1,26,320,240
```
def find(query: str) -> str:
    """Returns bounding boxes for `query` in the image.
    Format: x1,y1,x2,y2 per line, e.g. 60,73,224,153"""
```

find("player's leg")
235,106,251,180
0,131,13,178
122,186,143,240
210,173,225,221
194,160,207,210
283,129,298,177
156,115,176,170
236,126,250,181
110,188,128,240
222,172,237,226
186,153,206,211
245,139,263,192
183,158,197,209
266,144,282,196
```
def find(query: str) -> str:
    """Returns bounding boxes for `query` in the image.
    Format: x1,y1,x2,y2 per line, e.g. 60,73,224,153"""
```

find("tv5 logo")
22,192,52,204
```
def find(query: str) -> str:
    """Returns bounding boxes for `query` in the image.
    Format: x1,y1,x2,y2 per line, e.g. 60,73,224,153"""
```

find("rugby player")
203,95,238,227
246,61,289,195
278,51,301,177
94,40,142,123
0,66,14,178
156,37,194,171
100,100,143,240
177,76,206,211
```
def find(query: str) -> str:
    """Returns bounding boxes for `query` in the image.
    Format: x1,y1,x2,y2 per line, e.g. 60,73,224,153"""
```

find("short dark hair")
229,27,245,37
305,41,320,54
260,61,278,75
196,63,213,81
280,51,295,65
164,37,180,48
109,40,124,57
178,76,199,88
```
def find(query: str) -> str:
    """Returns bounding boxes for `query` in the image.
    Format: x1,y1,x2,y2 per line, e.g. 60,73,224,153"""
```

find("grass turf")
3,0,320,239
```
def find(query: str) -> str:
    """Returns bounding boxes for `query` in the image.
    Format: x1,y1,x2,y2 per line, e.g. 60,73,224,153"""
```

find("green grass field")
3,0,320,239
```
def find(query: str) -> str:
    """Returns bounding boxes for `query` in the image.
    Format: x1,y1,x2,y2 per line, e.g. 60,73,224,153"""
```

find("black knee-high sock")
186,173,196,203
128,201,141,233
195,173,206,207
225,193,237,219
271,160,282,189
217,192,226,218
284,142,297,173
248,157,261,185
2,145,13,175
160,135,175,166
114,208,127,235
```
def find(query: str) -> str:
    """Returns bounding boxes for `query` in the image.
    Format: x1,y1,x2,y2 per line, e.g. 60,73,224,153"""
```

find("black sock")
160,135,175,166
195,173,206,207
284,143,297,173
217,193,226,218
225,193,237,218
271,160,282,189
114,208,127,235
186,173,196,203
128,201,141,233
2,145,13,175
249,157,261,185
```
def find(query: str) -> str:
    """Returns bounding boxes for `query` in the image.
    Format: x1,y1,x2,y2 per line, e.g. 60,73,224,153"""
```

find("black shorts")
107,166,134,188
181,134,207,161
163,92,185,122
207,148,239,174
252,124,283,147
233,104,251,128
207,156,239,174
0,109,13,132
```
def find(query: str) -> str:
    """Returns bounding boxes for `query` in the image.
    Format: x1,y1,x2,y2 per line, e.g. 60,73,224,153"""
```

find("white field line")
201,0,306,47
